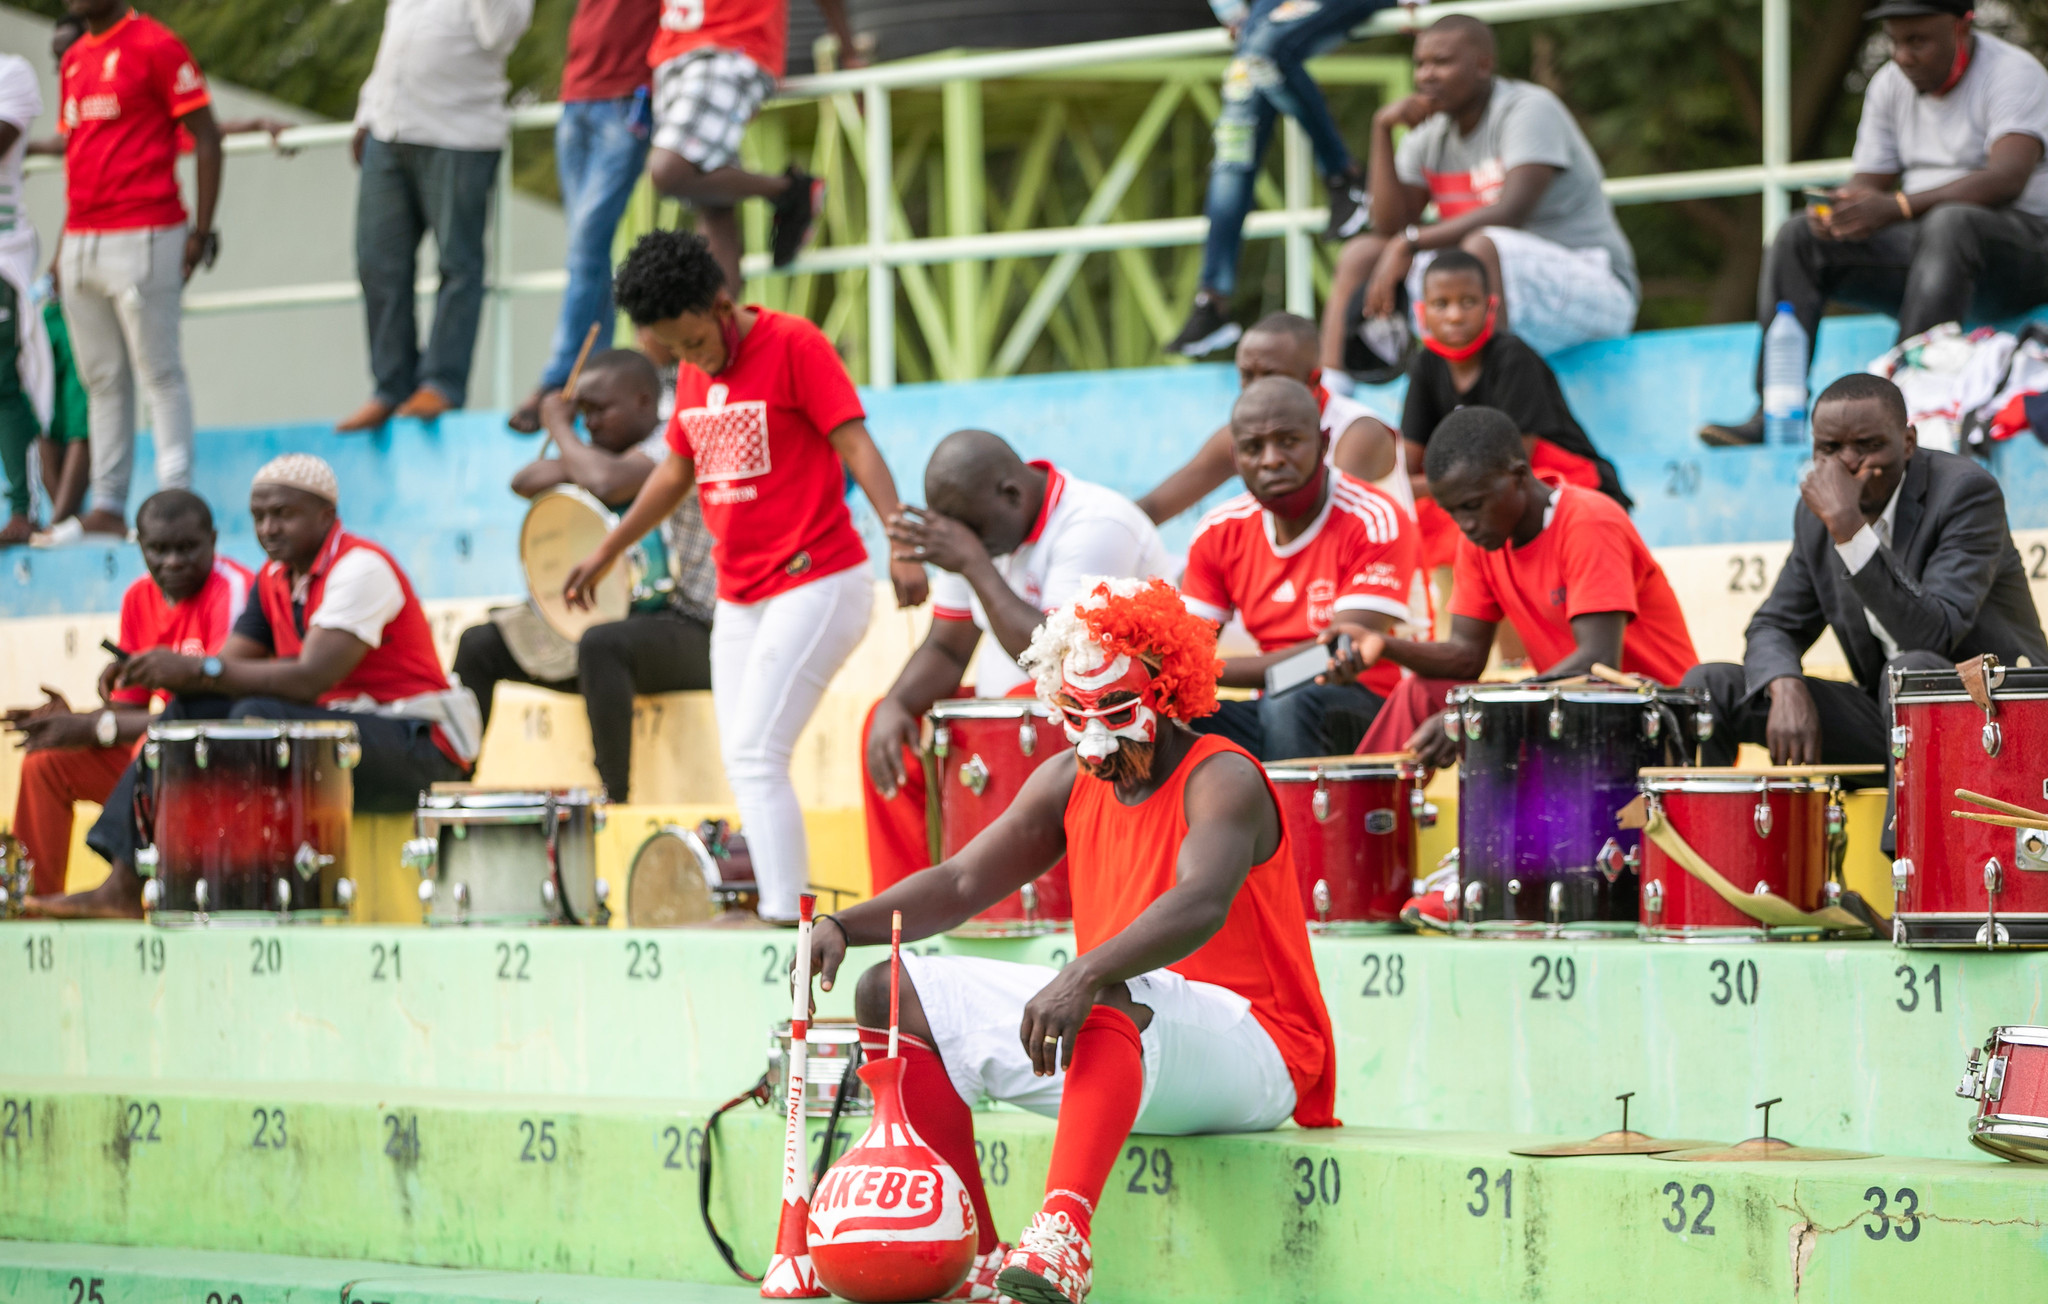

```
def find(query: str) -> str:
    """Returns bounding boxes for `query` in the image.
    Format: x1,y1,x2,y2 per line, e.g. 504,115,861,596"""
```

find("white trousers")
59,224,195,514
710,564,874,920
901,954,1298,1136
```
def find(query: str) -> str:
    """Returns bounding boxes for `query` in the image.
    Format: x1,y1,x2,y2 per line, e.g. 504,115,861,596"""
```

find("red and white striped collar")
1024,460,1066,546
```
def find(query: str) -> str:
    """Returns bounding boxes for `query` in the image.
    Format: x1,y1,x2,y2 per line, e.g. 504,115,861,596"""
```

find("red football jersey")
110,557,252,708
1450,482,1699,686
666,308,869,605
58,11,211,232
1181,473,1418,698
650,0,787,80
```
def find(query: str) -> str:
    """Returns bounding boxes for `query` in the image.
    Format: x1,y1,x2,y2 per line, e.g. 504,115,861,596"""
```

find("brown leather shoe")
336,399,395,433
394,386,454,420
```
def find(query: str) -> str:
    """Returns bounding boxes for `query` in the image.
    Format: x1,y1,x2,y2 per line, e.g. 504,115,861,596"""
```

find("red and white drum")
140,720,359,924
1265,754,1430,931
1893,663,2048,948
927,699,1072,936
1635,767,1854,942
1958,1025,2048,1162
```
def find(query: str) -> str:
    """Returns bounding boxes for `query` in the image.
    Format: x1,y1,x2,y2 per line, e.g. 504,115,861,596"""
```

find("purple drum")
1451,683,1700,938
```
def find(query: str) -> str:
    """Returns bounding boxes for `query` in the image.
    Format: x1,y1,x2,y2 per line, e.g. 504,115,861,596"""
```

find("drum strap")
700,1074,773,1283
1642,807,1871,933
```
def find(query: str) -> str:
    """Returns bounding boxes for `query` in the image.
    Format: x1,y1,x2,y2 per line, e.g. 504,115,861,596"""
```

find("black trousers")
1193,681,1385,761
1683,651,1949,853
1755,203,2048,393
86,695,469,869
453,609,712,801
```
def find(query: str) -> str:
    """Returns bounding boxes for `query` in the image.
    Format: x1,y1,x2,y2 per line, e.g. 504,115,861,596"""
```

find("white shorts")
652,47,775,172
901,954,1297,1136
1407,225,1638,356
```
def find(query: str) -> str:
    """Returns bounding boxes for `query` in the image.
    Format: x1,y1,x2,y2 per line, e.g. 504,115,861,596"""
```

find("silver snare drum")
403,787,607,925
768,1018,870,1118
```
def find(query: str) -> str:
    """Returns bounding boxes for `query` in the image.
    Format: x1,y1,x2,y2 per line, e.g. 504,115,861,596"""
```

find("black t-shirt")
1400,332,1632,510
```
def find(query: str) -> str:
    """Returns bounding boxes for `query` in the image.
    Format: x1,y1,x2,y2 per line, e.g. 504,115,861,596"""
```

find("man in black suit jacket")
1686,374,2047,781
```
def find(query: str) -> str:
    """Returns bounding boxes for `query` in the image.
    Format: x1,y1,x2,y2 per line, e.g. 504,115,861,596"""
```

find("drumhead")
625,826,719,926
1265,755,1412,781
929,698,1055,721
1991,1025,2048,1048
1639,765,1870,793
1892,665,2048,701
421,787,599,812
523,486,630,641
148,720,356,742
1455,683,1699,707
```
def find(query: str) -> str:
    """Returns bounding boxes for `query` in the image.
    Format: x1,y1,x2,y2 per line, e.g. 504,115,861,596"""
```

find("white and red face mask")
1055,648,1158,761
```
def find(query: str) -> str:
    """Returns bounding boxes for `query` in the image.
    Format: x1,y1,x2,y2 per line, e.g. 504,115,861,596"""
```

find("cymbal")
1651,1137,1878,1163
1512,1130,1724,1158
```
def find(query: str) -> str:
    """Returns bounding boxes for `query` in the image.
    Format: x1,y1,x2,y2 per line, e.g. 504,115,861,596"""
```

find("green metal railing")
24,0,1842,399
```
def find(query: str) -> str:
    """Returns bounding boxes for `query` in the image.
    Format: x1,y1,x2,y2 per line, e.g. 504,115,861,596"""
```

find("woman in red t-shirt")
566,231,926,923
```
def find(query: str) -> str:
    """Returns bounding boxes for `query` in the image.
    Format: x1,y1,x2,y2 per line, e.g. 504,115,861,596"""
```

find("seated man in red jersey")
863,428,1170,894
807,578,1337,1304
1179,376,1419,761
35,454,479,918
1137,311,1412,526
4,490,249,897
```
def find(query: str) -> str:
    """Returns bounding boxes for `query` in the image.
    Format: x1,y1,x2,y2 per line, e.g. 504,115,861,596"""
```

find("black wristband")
816,913,851,946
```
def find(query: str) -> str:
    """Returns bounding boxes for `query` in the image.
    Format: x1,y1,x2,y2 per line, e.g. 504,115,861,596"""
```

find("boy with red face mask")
1399,250,1630,576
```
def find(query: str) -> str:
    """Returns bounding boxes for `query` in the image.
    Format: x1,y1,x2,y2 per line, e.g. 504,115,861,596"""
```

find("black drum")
1451,682,1699,938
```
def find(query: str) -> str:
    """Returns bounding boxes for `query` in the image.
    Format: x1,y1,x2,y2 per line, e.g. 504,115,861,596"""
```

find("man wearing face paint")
861,429,1170,895
1686,375,2044,793
805,578,1337,1304
1179,376,1418,761
1702,0,2048,446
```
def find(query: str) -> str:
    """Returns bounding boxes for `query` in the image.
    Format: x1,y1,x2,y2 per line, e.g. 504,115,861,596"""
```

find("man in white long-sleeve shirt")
339,0,533,432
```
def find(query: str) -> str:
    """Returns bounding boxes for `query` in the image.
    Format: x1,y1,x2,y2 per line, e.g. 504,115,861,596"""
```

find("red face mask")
712,309,744,375
1423,296,1499,362
1056,651,1159,761
1259,459,1328,520
1936,18,1975,96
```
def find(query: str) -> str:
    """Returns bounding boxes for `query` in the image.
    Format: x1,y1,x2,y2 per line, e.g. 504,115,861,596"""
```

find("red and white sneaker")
995,1209,1093,1304
939,1243,1012,1301
1401,854,1459,933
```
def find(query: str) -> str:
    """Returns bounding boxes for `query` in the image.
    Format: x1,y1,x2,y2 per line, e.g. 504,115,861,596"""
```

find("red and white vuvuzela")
808,910,977,1303
761,892,828,1299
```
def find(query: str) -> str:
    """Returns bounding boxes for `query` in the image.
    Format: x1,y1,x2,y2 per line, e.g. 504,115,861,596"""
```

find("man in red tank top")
42,454,478,918
806,578,1338,1304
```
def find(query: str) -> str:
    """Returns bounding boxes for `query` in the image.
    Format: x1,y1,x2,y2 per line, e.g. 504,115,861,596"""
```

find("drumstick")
888,909,902,1060
1590,663,1645,687
1950,809,2048,831
1955,789,2048,824
539,323,604,459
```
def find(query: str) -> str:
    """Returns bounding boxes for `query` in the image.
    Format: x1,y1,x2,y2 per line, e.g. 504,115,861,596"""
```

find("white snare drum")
624,821,759,926
520,486,674,642
768,1018,869,1118
403,787,607,925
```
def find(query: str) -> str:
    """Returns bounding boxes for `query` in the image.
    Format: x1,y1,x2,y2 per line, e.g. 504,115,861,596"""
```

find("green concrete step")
0,1241,758,1302
3,1080,2046,1302
6,924,2037,1159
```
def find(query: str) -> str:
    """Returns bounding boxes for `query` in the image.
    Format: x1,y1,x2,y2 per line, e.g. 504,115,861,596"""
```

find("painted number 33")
661,0,705,31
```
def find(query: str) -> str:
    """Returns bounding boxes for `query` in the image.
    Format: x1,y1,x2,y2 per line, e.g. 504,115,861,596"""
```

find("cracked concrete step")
2,1079,2044,1301
9,924,2041,1160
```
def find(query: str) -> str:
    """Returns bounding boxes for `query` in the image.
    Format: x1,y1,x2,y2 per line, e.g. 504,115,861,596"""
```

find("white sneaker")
996,1208,1093,1304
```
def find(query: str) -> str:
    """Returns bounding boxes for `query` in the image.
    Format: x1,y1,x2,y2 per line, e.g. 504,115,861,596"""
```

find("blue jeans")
540,98,651,390
355,136,501,408
1199,0,1394,297
1193,680,1385,761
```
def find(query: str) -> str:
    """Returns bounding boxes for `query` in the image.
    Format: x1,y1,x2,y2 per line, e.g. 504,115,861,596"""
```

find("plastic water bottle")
1761,302,1809,448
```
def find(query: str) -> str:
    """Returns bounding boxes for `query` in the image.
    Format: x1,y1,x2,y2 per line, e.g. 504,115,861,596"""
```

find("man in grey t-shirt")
1702,0,2048,446
1320,15,1639,383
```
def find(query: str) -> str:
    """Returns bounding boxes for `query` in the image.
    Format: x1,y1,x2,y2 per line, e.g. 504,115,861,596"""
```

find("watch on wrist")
201,655,224,686
1403,224,1423,247
94,709,118,748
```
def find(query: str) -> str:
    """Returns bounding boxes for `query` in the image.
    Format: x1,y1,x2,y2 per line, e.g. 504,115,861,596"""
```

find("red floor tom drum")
1266,754,1429,931
142,720,358,924
927,699,1071,936
1892,662,2048,948
1636,768,1846,941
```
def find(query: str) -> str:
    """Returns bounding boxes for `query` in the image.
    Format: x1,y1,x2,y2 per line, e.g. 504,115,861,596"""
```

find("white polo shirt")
929,463,1172,697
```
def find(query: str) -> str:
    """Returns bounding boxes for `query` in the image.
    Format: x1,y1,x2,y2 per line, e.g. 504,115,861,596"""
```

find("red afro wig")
1022,577,1222,721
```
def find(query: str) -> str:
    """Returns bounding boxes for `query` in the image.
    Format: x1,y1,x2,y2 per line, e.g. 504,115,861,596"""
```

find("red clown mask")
1056,648,1158,761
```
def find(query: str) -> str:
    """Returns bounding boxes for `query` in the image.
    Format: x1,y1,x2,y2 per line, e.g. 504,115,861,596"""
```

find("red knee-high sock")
1041,1005,1144,1238
858,1027,1000,1254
